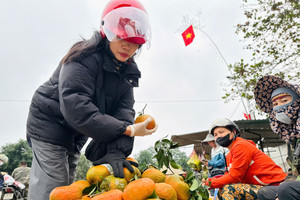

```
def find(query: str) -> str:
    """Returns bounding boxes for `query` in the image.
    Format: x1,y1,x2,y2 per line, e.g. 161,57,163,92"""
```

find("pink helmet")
100,0,151,45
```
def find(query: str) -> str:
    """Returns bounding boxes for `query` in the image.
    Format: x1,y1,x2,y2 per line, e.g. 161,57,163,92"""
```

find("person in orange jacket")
203,118,286,200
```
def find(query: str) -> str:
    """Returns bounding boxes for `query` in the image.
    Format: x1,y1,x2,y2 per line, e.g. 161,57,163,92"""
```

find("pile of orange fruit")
49,158,191,200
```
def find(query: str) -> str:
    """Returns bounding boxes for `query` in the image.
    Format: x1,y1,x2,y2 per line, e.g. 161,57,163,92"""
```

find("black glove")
93,151,134,178
127,160,139,167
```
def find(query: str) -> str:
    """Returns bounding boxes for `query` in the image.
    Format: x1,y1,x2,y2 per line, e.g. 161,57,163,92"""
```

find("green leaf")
189,179,199,191
186,172,194,181
154,140,161,152
163,156,170,168
82,185,97,195
147,190,159,198
157,149,164,161
198,185,210,200
195,193,203,200
162,138,171,144
170,160,180,169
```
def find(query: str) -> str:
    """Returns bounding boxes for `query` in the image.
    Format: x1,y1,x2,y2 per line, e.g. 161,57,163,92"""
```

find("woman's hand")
92,152,133,178
125,117,158,137
202,178,209,187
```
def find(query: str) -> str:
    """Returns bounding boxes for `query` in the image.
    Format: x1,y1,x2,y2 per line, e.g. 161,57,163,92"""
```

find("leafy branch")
222,0,299,116
184,172,210,200
153,137,181,173
153,137,210,200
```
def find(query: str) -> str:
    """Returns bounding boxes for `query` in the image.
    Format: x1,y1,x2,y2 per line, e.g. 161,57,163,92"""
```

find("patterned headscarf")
254,75,300,142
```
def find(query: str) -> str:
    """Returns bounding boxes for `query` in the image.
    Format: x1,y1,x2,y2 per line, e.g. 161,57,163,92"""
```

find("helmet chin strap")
232,130,237,140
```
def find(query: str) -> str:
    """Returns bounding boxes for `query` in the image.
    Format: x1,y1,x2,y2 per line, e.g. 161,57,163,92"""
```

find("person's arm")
58,62,127,142
208,143,253,188
112,87,157,137
110,87,135,137
123,127,132,136
111,86,135,126
11,169,16,179
90,89,135,162
91,95,136,178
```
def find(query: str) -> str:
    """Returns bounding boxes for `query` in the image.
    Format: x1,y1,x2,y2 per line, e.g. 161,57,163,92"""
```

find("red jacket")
208,137,286,189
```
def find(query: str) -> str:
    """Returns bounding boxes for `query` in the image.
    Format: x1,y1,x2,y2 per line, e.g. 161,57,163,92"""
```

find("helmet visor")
102,7,151,44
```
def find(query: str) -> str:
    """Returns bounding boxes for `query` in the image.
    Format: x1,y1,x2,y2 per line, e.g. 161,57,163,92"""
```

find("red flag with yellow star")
181,25,195,46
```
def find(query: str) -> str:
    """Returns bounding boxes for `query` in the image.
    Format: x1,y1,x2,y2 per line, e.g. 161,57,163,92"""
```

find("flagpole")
195,27,250,116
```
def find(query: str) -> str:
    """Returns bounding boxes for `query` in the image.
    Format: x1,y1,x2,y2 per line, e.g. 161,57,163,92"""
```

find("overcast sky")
0,0,253,157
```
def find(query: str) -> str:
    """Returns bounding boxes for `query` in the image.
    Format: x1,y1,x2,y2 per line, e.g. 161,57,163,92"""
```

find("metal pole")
195,27,250,115
276,140,287,172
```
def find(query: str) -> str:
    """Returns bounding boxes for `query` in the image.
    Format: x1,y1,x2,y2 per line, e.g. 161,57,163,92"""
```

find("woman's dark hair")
62,31,105,64
61,31,143,64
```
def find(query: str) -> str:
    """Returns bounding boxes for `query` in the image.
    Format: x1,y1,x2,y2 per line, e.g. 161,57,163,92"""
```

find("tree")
223,0,299,115
0,139,33,174
170,148,190,171
133,146,190,171
74,154,92,181
134,147,157,166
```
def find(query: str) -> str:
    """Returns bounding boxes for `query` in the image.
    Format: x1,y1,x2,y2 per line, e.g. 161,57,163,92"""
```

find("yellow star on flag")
186,33,192,39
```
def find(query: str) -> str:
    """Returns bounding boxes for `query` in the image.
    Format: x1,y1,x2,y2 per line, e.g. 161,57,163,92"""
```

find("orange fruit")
142,168,166,183
99,175,127,192
91,189,123,200
86,165,110,185
155,183,177,200
134,114,156,129
50,180,91,200
81,195,92,200
126,157,139,164
70,180,91,191
165,175,190,200
123,178,156,200
124,165,141,183
49,185,82,200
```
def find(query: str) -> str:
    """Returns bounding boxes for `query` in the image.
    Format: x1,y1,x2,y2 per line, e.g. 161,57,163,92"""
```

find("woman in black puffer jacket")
26,0,157,199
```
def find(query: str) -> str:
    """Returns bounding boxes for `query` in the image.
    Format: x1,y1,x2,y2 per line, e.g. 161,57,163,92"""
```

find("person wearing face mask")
254,75,300,200
202,118,286,200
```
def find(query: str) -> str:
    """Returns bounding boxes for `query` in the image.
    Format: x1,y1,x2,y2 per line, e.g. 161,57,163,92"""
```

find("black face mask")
216,133,233,147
